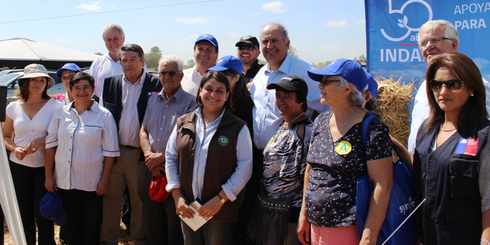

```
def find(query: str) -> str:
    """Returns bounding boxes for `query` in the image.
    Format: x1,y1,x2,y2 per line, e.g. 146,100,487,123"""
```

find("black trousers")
138,164,183,245
58,189,102,245
9,162,54,245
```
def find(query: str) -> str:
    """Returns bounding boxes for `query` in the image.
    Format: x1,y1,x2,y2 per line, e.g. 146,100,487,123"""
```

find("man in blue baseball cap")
56,63,81,103
181,34,219,96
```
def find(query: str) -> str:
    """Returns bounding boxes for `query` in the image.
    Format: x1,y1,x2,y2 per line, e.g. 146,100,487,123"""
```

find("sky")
0,0,366,64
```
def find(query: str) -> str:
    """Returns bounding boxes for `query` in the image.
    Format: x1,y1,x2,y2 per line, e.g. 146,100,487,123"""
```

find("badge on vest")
335,140,352,155
454,137,479,156
218,135,229,146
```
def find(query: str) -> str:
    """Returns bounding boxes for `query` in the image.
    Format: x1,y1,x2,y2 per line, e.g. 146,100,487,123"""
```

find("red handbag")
148,175,169,203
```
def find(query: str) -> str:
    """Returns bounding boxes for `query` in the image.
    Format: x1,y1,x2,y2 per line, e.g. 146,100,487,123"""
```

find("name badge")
335,140,352,155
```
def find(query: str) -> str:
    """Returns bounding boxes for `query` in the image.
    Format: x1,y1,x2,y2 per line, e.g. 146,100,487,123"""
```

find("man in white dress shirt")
89,24,125,99
180,34,218,96
408,20,490,152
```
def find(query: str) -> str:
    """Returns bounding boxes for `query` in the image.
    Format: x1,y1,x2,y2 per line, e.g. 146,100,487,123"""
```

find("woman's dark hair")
17,77,51,101
425,52,488,138
69,72,95,90
196,71,231,108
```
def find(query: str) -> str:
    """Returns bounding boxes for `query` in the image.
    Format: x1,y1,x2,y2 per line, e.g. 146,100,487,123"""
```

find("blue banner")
365,0,490,86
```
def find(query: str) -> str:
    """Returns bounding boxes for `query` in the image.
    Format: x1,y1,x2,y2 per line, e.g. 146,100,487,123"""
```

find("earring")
470,93,474,96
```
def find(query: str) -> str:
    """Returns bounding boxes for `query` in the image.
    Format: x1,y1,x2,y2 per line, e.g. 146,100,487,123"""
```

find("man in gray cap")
235,35,263,81
181,34,218,96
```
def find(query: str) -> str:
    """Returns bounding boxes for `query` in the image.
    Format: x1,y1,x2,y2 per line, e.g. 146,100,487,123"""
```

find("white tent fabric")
0,38,97,62
0,130,26,245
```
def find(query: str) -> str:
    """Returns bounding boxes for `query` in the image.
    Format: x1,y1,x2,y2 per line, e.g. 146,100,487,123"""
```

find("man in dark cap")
235,35,263,81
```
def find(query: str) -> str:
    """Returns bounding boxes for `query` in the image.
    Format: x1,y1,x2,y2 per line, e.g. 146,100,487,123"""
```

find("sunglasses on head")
429,79,464,92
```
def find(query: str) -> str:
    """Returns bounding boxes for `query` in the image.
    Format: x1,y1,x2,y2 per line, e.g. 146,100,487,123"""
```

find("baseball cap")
208,55,244,74
56,63,81,78
266,76,308,99
365,71,378,97
39,192,66,225
235,35,260,48
195,34,219,50
307,59,368,92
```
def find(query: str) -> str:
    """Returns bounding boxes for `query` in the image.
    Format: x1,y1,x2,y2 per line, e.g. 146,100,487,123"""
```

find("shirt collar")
104,53,121,63
196,107,226,127
265,53,292,75
68,100,99,112
158,86,184,102
123,70,146,86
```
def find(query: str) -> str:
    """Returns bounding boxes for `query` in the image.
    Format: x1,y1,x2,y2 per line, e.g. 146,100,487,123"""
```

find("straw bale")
373,79,413,146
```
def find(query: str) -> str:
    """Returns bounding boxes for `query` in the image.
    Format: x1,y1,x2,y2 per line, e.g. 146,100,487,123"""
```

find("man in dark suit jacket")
100,43,161,245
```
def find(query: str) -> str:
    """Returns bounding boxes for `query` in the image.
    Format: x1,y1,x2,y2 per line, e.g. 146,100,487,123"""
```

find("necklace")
440,127,457,132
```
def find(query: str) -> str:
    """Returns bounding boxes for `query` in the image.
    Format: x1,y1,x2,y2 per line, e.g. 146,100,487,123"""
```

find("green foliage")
144,46,162,71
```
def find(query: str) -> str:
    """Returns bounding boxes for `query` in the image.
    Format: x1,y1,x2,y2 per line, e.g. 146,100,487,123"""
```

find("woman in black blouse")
297,59,393,245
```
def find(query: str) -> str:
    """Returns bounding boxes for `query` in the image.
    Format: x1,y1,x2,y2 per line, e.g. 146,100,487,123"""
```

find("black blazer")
102,72,161,128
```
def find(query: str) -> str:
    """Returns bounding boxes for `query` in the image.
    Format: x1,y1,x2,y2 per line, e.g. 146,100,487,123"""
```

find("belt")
120,145,140,150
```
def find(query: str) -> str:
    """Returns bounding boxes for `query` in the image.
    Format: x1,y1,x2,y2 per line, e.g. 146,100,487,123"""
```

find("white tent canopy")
0,38,97,62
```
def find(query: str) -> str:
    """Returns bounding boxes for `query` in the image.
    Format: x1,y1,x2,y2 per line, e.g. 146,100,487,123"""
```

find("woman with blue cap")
55,63,81,103
2,63,62,245
208,56,258,244
296,59,393,245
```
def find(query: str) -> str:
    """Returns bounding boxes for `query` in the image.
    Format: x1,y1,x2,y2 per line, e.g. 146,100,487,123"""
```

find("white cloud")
325,20,349,28
261,1,287,14
175,17,208,25
77,1,101,12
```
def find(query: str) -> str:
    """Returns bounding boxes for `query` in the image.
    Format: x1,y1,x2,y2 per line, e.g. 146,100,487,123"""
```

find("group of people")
1,19,490,245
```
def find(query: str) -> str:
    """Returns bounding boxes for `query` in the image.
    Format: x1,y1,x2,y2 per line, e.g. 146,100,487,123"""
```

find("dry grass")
373,79,413,146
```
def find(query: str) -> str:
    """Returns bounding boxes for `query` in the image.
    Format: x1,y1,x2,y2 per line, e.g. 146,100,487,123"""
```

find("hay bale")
373,79,413,147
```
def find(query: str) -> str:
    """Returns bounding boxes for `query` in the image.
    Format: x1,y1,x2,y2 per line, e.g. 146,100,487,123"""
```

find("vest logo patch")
218,135,229,146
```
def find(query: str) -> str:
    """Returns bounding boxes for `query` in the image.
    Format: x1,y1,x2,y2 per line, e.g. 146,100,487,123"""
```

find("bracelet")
218,193,227,204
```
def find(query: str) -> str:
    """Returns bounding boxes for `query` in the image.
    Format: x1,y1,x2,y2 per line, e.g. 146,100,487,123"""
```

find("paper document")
180,201,212,231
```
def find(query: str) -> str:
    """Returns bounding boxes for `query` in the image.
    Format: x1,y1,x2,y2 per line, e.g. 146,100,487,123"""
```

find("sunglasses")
159,71,178,77
429,79,464,92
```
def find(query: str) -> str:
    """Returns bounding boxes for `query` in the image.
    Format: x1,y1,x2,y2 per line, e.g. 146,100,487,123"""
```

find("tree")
144,46,161,71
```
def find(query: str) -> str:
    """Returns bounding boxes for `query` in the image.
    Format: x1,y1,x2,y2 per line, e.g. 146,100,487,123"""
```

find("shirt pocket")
448,155,480,200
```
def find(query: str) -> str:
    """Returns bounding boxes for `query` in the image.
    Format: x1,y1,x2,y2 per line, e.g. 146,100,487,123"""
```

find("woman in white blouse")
44,72,120,245
2,63,61,245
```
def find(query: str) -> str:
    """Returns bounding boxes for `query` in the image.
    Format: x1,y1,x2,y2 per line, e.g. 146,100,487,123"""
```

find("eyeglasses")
238,45,255,51
420,37,453,48
159,71,178,77
429,79,464,92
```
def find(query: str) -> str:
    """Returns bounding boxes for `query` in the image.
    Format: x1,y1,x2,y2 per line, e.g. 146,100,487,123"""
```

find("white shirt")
408,78,490,153
6,99,62,167
88,54,123,99
249,54,328,149
165,109,253,201
118,73,145,147
181,66,204,96
46,102,120,192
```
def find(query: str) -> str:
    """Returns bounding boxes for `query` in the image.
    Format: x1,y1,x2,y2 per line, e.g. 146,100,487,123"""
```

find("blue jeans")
181,219,234,245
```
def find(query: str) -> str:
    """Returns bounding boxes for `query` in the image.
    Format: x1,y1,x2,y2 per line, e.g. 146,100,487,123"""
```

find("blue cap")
208,55,244,74
39,192,65,225
365,70,378,97
307,59,368,92
56,63,81,78
195,34,219,50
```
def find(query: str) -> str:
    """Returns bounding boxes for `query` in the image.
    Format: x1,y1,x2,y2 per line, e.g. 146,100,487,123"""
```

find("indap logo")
380,0,433,42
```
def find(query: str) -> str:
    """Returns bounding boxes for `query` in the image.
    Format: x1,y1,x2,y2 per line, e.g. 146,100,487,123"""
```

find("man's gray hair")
418,20,459,44
262,22,290,41
158,55,184,72
102,24,125,39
